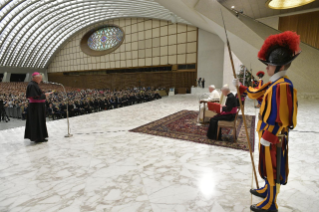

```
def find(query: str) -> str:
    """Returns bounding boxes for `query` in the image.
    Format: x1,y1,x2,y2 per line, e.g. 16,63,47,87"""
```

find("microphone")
43,80,72,138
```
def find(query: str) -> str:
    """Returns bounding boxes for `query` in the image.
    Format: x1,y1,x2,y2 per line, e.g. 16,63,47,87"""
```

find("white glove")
260,138,271,146
232,78,240,87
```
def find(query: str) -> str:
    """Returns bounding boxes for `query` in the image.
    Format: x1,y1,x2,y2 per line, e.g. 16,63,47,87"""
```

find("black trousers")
0,107,4,121
207,114,235,140
61,111,66,118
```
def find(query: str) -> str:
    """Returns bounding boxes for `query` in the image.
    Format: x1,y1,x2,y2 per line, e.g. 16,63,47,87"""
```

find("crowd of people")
0,82,163,121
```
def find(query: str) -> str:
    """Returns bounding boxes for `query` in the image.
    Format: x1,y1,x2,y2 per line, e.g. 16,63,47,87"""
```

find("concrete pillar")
24,73,30,82
41,72,48,82
2,72,11,82
197,29,224,89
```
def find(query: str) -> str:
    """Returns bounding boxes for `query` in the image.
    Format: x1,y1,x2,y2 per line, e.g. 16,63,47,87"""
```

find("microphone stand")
46,81,73,138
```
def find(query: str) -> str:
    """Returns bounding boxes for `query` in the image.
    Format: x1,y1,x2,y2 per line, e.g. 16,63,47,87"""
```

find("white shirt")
269,70,287,83
205,89,220,102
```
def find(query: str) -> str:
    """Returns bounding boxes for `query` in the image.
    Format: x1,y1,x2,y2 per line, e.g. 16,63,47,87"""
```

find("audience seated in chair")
206,84,238,140
0,82,166,120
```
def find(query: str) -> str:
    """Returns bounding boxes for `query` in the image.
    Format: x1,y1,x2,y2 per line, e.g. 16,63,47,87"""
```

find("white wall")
223,44,243,91
257,17,279,30
197,29,224,89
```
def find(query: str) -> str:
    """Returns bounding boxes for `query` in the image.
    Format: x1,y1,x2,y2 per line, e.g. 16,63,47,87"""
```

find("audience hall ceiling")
0,0,189,69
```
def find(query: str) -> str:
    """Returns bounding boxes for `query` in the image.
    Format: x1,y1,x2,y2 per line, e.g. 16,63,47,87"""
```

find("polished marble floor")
0,95,318,212
0,117,27,131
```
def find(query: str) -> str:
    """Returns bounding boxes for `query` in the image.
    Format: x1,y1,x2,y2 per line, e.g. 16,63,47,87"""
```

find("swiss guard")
233,31,300,212
254,71,265,108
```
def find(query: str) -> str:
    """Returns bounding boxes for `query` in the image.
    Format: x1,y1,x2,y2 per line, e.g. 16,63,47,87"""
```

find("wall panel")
279,11,319,49
48,18,198,73
48,70,196,91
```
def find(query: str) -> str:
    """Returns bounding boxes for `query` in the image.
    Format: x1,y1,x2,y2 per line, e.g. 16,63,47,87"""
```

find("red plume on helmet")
256,71,265,77
258,31,301,66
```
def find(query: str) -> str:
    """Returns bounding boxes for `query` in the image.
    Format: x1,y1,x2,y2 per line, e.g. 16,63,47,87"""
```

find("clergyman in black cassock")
207,85,238,140
24,72,52,143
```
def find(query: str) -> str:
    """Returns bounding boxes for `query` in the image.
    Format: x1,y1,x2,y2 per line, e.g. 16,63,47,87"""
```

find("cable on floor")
72,130,127,135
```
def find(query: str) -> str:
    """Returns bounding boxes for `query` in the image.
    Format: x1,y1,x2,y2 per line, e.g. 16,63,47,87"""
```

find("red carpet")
130,110,255,151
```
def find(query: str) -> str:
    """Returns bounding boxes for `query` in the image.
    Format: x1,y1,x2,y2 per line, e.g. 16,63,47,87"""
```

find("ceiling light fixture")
266,0,316,9
231,6,235,9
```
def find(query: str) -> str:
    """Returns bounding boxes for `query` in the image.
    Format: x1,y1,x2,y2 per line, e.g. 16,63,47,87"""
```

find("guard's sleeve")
257,80,263,88
238,82,269,100
261,83,298,145
275,83,297,130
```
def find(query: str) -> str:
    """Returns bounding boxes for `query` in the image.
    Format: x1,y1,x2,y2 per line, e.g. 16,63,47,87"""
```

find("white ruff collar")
270,70,287,83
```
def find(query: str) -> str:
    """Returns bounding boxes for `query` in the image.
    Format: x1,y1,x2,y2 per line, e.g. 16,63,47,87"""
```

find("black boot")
250,204,278,212
251,184,279,212
250,189,267,198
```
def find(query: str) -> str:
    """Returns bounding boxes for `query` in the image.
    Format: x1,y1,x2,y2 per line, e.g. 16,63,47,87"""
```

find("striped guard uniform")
257,79,264,104
239,73,298,211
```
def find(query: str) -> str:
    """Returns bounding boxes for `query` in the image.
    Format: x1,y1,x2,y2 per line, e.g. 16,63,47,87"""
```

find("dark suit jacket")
222,93,237,112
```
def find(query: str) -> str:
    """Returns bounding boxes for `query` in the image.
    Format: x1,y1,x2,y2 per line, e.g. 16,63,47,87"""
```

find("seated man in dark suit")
94,98,100,111
68,101,75,117
115,95,121,108
129,93,136,105
99,98,105,110
104,97,111,109
109,96,116,109
207,84,238,140
135,93,141,103
53,103,62,119
48,103,55,119
22,103,28,120
121,95,128,106
75,100,84,115
83,100,91,113
60,102,67,118
154,91,162,99
89,99,95,111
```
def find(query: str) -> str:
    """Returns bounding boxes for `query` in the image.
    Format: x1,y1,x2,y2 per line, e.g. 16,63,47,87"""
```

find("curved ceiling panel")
0,0,190,69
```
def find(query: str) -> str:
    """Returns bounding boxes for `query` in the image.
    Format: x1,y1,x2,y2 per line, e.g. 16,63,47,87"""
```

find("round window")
80,25,125,56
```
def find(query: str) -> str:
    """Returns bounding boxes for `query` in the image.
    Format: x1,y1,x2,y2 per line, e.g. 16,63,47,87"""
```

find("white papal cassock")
198,89,220,122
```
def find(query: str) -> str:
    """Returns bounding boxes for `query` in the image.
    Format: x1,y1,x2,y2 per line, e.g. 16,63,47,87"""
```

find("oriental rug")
130,110,255,152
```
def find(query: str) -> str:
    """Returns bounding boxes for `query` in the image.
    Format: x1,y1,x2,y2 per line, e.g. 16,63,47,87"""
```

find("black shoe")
250,189,267,198
250,204,278,212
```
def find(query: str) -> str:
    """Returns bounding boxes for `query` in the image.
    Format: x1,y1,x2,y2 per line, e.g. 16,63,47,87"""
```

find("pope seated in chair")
197,85,220,123
206,84,237,140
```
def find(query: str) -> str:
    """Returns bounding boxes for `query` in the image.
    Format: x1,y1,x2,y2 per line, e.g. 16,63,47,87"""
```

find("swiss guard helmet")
258,31,301,73
256,71,265,78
